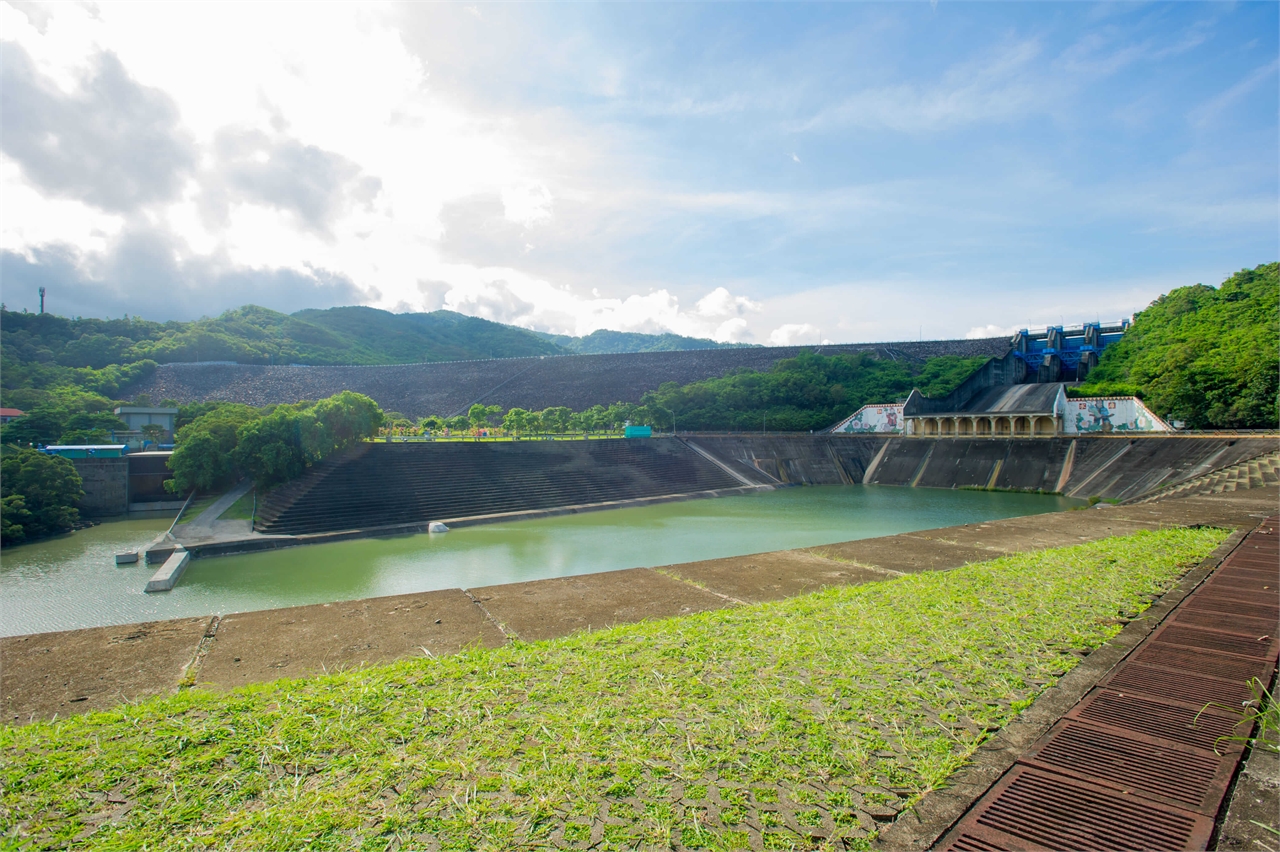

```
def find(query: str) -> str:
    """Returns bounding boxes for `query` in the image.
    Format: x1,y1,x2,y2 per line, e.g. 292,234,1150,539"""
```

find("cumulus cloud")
768,323,821,345
200,128,382,238
0,43,196,212
438,193,533,267
966,323,1021,339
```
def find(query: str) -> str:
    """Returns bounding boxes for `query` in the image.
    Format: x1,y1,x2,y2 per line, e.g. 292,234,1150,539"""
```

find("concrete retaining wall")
687,434,1278,500
70,457,129,517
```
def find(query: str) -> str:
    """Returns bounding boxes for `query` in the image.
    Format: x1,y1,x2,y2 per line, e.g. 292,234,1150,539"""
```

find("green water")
0,486,1081,637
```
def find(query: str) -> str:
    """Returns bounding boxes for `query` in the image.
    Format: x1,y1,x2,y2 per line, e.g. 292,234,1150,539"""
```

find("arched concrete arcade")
911,414,1059,437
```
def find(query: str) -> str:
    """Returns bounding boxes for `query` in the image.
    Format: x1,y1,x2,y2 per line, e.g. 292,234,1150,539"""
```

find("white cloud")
768,323,821,345
966,324,1020,340
1188,57,1280,129
794,39,1044,134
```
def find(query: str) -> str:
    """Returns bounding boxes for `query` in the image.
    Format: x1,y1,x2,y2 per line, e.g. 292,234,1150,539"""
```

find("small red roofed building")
0,408,25,424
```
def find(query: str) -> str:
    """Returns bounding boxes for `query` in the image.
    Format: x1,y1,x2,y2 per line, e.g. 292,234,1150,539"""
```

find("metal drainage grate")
1171,608,1275,636
962,766,1213,851
1020,720,1234,813
1154,623,1278,658
1181,597,1278,621
1069,688,1249,752
1101,665,1257,718
1132,643,1274,683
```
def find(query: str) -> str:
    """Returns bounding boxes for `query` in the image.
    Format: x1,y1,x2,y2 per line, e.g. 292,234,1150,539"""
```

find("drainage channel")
935,516,1279,852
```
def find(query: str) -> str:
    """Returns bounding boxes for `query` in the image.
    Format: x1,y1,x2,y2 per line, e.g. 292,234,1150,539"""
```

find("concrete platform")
658,549,898,604
803,535,998,574
144,547,189,592
469,567,729,642
1,618,211,725
197,588,504,690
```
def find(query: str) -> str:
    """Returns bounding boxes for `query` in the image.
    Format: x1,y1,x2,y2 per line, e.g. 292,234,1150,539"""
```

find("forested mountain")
534,328,758,354
1075,262,1278,429
1,303,754,381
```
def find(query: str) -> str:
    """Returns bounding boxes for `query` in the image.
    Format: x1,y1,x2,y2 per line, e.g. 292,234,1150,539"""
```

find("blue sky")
2,1,1276,344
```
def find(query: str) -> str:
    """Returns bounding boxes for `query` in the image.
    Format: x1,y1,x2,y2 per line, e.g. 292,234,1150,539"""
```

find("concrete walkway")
171,479,255,544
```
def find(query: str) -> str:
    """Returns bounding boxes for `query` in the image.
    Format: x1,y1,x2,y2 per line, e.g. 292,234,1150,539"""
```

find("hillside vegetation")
643,351,988,432
1074,263,1278,429
535,328,757,354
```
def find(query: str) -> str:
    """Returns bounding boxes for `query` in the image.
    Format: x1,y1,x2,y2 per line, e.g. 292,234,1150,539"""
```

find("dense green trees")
1075,263,1279,428
1,448,84,545
641,352,987,432
413,352,988,436
166,392,385,493
166,404,259,493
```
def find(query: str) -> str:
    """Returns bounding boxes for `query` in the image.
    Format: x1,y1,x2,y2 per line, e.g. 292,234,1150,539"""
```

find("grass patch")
0,528,1226,850
174,493,219,524
219,489,255,521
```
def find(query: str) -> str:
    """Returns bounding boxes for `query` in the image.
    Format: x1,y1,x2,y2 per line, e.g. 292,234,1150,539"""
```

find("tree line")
0,391,383,547
165,392,383,493
394,352,989,436
1074,263,1278,429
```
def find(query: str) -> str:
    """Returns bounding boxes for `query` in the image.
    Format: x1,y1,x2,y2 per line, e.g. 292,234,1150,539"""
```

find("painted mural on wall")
834,404,904,433
1064,397,1171,433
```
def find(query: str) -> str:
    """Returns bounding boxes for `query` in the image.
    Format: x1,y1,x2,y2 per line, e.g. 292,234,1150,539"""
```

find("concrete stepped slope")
1060,436,1279,501
126,337,1010,419
254,438,745,536
687,435,1278,500
685,435,886,485
1129,450,1280,504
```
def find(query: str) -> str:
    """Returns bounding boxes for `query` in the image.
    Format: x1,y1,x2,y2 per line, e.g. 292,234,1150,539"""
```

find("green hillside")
535,328,758,354
1074,262,1279,429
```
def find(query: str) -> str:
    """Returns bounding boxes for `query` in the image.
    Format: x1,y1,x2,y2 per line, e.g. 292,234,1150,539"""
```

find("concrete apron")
3,486,1276,729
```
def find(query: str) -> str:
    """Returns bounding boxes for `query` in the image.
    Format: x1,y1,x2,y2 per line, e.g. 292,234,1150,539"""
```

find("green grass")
174,493,218,524
0,528,1227,851
218,489,255,521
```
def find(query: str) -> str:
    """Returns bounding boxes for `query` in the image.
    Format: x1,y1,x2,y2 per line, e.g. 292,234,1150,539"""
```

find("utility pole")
38,287,45,314
658,406,676,436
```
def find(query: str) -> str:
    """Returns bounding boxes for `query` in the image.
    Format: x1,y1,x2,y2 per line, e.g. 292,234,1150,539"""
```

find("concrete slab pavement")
658,549,898,604
1,617,211,725
469,568,729,642
197,589,504,690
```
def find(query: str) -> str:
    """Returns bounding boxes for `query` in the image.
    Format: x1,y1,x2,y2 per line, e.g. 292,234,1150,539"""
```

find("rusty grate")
1193,584,1278,605
1070,688,1249,752
1154,623,1278,658
1181,596,1278,621
1020,720,1233,813
944,832,1018,851
1132,643,1274,683
1172,608,1275,636
1203,575,1279,596
1101,665,1256,719
963,767,1213,851
1221,557,1279,571
1212,566,1278,582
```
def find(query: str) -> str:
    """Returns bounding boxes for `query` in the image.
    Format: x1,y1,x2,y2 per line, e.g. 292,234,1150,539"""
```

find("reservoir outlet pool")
1,485,1081,637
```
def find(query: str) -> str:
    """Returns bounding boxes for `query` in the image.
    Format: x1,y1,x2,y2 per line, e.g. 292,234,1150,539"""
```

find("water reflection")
2,486,1080,636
